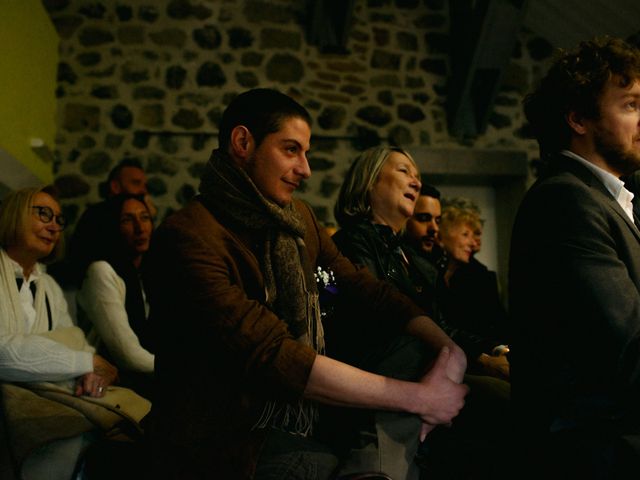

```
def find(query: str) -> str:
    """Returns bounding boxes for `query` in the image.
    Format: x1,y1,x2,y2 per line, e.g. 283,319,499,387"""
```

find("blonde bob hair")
440,198,483,234
334,146,416,227
0,185,65,263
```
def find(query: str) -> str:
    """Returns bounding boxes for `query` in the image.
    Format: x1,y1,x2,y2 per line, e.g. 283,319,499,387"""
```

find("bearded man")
509,37,640,478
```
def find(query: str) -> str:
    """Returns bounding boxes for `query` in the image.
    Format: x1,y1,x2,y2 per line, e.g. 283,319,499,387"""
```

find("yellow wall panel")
0,0,58,185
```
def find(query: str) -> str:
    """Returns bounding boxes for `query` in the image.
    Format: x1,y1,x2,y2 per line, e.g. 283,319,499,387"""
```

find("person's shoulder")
520,163,598,216
292,198,317,226
85,260,118,278
158,196,217,231
331,220,374,248
532,154,601,193
153,196,236,254
468,257,490,273
79,261,125,299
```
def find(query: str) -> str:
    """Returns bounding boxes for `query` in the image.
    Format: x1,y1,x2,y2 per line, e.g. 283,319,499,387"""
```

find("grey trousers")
332,335,430,480
336,411,421,480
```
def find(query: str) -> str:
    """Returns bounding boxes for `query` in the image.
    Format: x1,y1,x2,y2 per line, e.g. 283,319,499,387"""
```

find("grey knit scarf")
199,149,324,436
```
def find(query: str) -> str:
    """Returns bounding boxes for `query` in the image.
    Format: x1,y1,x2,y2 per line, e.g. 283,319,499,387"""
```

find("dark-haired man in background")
510,36,640,477
406,183,443,258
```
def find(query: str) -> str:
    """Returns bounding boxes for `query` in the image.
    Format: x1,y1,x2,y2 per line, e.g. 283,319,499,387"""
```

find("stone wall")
44,0,550,228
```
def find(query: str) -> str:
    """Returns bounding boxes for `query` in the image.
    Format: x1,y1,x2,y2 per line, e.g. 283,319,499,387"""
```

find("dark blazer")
509,153,640,467
142,196,424,479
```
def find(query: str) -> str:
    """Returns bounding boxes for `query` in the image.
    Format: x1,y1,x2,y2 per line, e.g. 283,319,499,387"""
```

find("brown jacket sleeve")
146,199,316,402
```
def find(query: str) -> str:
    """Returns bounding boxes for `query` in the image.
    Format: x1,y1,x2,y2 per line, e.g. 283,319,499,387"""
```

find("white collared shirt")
10,257,42,332
561,150,636,224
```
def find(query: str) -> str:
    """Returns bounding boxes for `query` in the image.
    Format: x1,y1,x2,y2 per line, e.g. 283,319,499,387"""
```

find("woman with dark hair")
76,194,154,398
0,186,118,479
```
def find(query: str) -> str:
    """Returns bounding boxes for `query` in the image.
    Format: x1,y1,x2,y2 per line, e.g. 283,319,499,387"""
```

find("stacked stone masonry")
45,0,549,228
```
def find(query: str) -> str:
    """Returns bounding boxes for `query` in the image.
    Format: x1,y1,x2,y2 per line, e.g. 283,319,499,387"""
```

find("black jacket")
332,220,499,360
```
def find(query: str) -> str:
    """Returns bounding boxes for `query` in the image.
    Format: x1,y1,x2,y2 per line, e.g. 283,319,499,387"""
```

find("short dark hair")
99,158,144,198
107,158,144,185
218,88,312,151
524,36,640,154
420,183,440,200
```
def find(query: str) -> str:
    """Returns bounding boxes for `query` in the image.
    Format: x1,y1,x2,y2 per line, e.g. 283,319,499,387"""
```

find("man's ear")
229,126,254,165
566,111,588,135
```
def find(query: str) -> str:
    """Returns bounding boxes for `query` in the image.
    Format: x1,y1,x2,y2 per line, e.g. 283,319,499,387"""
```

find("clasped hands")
417,344,469,441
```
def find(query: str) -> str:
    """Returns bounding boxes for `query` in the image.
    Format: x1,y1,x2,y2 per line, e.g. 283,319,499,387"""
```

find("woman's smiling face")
19,192,63,261
440,221,476,265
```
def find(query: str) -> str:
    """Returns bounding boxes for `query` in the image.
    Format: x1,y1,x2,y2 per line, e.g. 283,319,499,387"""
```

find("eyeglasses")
31,206,67,230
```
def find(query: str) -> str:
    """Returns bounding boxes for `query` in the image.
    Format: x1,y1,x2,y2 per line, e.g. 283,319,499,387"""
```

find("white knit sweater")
77,261,154,374
0,250,94,382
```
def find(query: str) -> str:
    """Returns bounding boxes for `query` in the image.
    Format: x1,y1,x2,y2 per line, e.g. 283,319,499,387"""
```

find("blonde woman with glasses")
0,186,117,480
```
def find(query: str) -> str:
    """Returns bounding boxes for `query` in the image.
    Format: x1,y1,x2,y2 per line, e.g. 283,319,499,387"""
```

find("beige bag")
1,326,151,471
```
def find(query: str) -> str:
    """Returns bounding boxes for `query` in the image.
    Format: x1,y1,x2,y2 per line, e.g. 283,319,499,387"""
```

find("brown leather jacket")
143,196,424,479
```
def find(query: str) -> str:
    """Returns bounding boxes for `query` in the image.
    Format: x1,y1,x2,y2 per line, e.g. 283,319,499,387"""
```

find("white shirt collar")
561,150,635,223
9,256,42,283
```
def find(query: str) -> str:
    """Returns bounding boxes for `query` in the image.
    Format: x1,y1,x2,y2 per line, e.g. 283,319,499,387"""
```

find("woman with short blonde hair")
438,198,510,380
0,185,65,263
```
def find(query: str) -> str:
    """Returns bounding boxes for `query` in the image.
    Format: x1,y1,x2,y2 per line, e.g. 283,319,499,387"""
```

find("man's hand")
445,343,467,384
75,354,118,398
417,345,468,440
415,347,469,428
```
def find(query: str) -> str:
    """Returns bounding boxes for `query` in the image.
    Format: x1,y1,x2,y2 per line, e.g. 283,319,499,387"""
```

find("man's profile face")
586,77,640,176
405,195,441,254
111,166,147,196
245,116,311,207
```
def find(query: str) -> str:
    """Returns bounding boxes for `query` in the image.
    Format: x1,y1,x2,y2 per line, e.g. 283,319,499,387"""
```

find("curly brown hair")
524,36,640,155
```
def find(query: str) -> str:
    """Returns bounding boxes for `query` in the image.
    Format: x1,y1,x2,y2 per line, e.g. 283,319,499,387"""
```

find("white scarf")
0,249,48,334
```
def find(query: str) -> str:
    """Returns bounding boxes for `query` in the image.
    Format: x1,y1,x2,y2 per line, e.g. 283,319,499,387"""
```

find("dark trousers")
255,428,339,480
